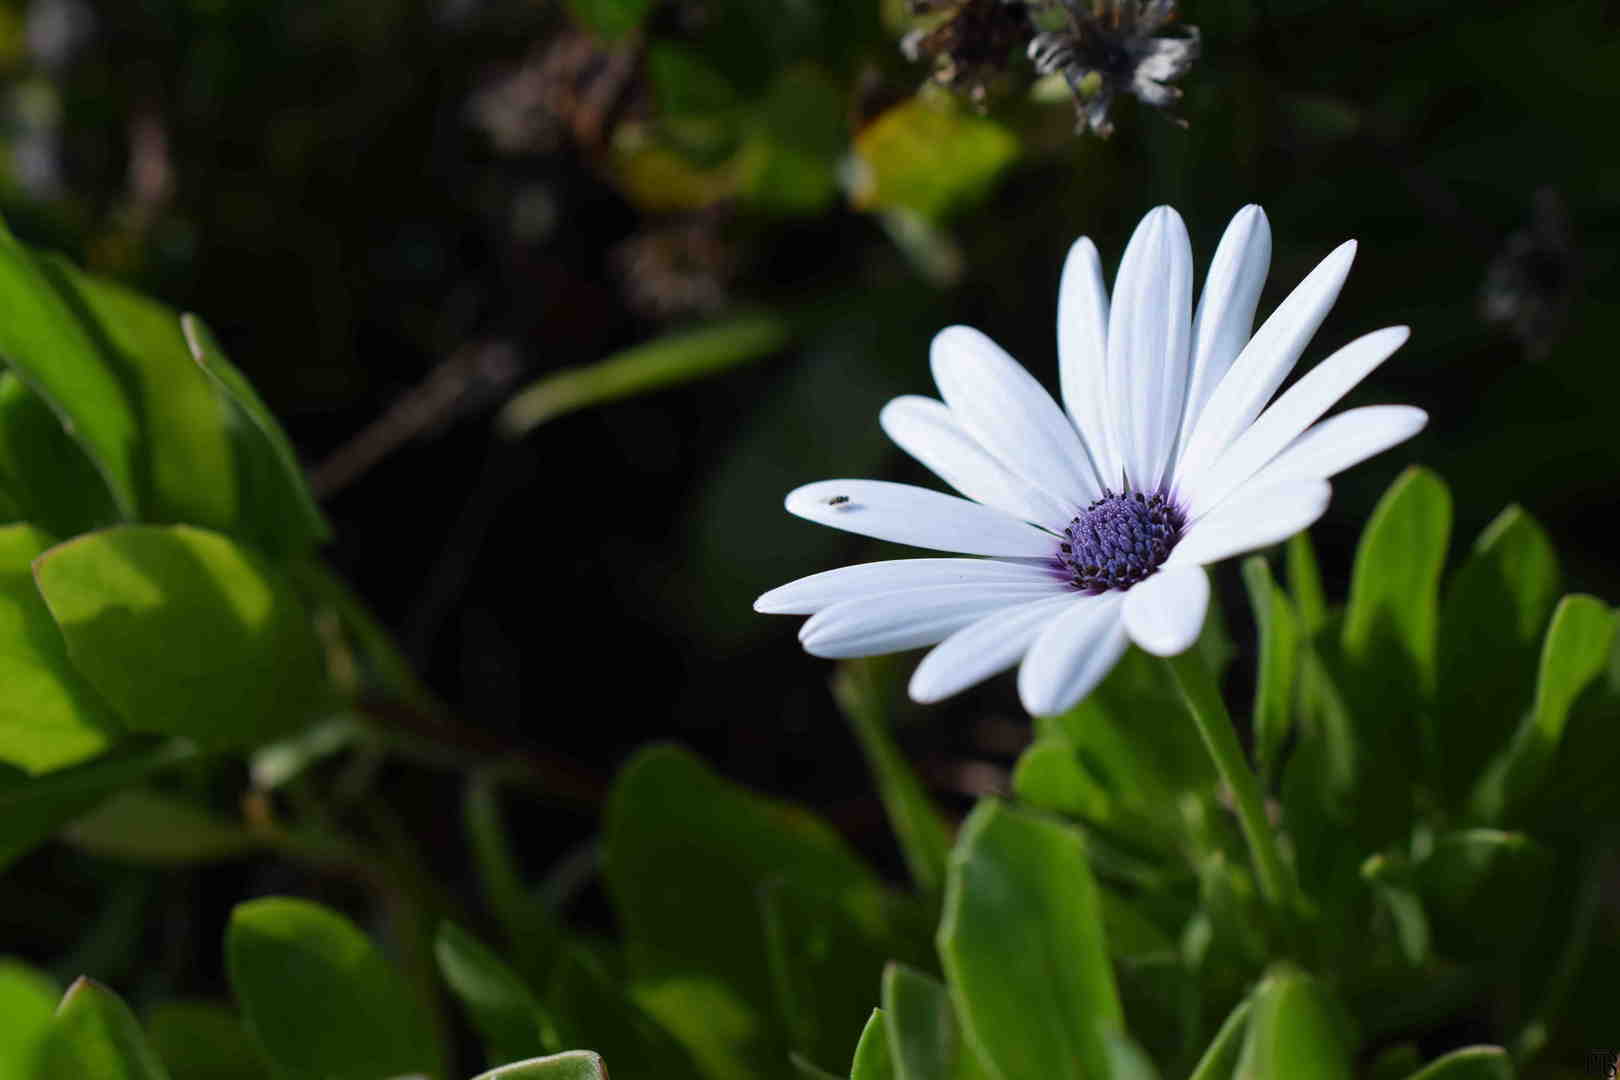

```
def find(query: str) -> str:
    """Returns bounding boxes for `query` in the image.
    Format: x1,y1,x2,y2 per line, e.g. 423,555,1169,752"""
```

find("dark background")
3,0,1617,1021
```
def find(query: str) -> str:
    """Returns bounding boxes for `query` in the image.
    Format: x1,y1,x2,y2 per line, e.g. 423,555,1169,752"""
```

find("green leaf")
0,959,56,1080
604,744,878,1075
1285,533,1326,638
0,523,121,774
792,1054,846,1080
1242,557,1301,784
435,922,553,1068
144,1002,267,1080
0,738,195,872
64,789,258,864
498,312,791,437
938,801,1122,1080
1407,829,1552,959
226,897,442,1080
833,659,951,899
40,977,173,1080
464,774,562,983
33,524,330,748
1342,466,1452,695
473,1051,610,1080
850,94,1018,221
881,964,989,1080
1233,968,1353,1080
544,945,706,1080
37,257,237,531
565,0,654,38
1188,998,1252,1080
0,372,119,535
180,315,330,555
851,1010,895,1080
1403,1046,1514,1080
1472,595,1616,822
1434,507,1560,800
0,216,140,519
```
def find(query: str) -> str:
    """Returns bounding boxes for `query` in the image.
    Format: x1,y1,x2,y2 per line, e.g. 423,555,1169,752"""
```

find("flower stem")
1166,649,1295,919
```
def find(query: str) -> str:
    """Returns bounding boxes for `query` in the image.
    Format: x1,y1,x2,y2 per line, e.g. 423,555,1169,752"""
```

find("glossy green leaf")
850,94,1017,221
1233,968,1353,1080
33,524,330,748
1472,595,1615,822
1342,466,1452,696
473,1051,610,1080
0,959,56,1080
226,897,442,1080
851,1010,895,1080
1242,557,1301,783
436,922,553,1067
1434,507,1560,799
498,312,791,436
144,1002,267,1080
1188,998,1252,1080
938,801,1122,1080
833,659,951,898
0,217,140,519
0,738,195,872
38,257,237,531
882,963,989,1080
565,0,653,38
0,372,120,535
1404,1046,1514,1080
64,789,258,863
604,744,876,1075
1010,735,1180,864
0,523,120,773
40,977,172,1080
180,315,330,554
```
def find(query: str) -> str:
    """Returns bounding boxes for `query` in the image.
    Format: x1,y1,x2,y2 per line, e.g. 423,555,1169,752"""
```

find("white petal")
1122,564,1210,657
1165,480,1331,568
1177,205,1271,456
930,326,1100,509
1057,237,1117,486
880,396,1074,531
800,584,1065,659
1186,326,1410,518
1175,240,1357,493
786,480,1057,558
1105,206,1194,492
1017,593,1129,716
909,594,1079,703
1246,405,1428,492
755,558,1066,615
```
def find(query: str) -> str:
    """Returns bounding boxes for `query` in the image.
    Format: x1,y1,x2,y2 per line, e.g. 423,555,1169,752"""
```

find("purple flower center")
1058,490,1186,592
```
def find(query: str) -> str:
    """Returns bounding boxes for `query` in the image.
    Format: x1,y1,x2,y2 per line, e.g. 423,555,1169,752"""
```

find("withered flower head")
614,211,736,320
901,0,1035,105
1481,187,1578,361
1027,0,1199,137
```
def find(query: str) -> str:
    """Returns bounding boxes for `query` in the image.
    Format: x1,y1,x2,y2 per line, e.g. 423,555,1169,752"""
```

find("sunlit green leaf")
0,216,140,519
1403,1046,1514,1080
1472,595,1615,822
1242,557,1301,783
436,922,553,1068
1188,998,1252,1080
1433,507,1560,800
0,959,56,1080
0,523,120,773
1233,968,1353,1080
851,1010,895,1080
1285,533,1326,638
38,257,237,532
850,93,1018,221
882,963,989,1080
64,789,258,864
499,312,791,436
226,897,443,1080
938,801,1121,1080
40,977,173,1080
180,315,330,555
0,372,118,536
473,1050,610,1080
144,1001,267,1080
33,524,330,748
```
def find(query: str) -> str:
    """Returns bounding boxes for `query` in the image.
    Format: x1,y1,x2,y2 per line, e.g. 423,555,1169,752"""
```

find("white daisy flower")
757,205,1426,716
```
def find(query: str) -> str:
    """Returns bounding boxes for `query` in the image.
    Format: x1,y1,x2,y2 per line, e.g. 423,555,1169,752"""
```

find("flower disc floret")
1060,490,1185,592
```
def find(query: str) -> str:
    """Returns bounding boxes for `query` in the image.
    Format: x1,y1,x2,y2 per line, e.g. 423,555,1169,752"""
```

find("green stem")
1166,649,1294,918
